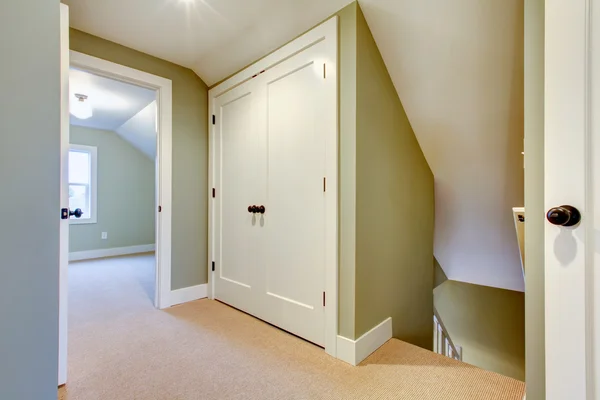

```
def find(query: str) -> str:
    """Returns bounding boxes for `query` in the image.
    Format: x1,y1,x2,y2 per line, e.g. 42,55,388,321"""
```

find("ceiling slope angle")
357,0,525,291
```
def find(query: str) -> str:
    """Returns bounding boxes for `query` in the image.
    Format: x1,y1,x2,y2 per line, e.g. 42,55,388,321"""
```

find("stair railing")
433,307,462,361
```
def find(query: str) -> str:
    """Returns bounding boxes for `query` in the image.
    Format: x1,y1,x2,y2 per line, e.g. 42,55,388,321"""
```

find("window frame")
68,144,97,224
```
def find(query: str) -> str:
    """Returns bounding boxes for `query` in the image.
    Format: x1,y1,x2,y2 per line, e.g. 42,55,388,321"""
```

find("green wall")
0,0,59,397
354,6,435,346
434,280,525,381
69,126,155,252
524,0,546,397
70,29,208,290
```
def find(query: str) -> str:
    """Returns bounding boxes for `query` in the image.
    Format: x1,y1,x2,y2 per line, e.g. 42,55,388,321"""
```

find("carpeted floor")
59,254,525,400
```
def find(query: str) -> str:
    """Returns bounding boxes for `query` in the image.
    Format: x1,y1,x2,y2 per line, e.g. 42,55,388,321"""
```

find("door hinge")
323,291,326,307
158,205,162,212
212,261,215,272
212,188,216,198
323,177,326,192
212,115,216,125
323,63,326,79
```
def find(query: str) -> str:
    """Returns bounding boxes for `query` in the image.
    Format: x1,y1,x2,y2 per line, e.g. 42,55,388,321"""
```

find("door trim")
207,16,339,357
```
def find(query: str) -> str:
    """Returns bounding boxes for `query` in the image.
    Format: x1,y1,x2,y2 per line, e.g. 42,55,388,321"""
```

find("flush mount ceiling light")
70,93,93,120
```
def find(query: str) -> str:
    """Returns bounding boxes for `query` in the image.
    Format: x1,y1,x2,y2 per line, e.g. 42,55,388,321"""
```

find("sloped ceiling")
69,67,157,160
116,101,158,159
64,0,525,291
69,67,156,130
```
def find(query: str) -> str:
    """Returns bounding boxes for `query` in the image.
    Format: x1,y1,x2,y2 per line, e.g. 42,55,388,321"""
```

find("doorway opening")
67,65,158,301
59,48,173,386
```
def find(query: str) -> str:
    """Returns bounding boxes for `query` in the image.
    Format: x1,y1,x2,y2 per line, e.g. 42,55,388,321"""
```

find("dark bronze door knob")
69,208,83,218
258,205,265,214
546,205,581,227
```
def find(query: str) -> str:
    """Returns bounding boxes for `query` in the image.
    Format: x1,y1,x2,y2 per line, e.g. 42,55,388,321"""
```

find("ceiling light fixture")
70,93,93,120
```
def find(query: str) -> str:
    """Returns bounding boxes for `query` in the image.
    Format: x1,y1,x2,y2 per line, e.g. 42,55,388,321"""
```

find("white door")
58,2,70,386
545,0,599,398
256,43,328,346
213,80,264,316
213,43,329,346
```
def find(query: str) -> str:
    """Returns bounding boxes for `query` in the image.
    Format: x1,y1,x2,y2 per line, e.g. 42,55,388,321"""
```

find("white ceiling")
65,0,525,291
69,68,156,130
63,0,354,85
70,68,157,159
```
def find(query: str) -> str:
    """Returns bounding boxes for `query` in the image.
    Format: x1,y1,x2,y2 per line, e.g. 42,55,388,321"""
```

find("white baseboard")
336,317,392,366
69,244,156,261
169,284,208,307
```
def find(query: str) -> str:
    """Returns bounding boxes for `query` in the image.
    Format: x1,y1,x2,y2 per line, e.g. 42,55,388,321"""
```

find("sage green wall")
434,280,525,381
434,257,448,289
354,6,435,346
70,29,208,290
69,126,155,252
0,0,59,397
524,0,545,397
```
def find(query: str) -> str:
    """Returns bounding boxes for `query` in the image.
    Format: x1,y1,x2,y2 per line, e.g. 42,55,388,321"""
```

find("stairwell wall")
354,5,435,348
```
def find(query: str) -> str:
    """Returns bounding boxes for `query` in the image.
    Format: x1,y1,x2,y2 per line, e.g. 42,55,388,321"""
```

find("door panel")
257,44,327,346
214,83,264,315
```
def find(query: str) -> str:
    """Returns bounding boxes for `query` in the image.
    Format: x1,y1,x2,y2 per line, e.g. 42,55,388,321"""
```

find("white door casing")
545,0,598,398
208,17,338,355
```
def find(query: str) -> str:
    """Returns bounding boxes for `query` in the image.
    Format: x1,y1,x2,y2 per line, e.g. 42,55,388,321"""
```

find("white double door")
213,43,329,346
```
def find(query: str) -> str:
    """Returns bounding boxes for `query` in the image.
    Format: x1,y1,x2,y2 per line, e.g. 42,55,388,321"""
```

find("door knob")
258,205,265,214
546,205,581,227
69,208,83,219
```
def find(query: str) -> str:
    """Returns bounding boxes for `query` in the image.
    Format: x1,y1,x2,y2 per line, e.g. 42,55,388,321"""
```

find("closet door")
254,43,328,346
213,81,265,315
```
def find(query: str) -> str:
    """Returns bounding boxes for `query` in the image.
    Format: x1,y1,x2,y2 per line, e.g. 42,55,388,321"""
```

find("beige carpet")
59,255,525,400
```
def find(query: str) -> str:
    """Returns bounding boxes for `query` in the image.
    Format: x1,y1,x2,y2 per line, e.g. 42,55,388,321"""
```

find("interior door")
213,43,329,347
213,80,265,316
58,2,70,386
254,43,328,346
544,1,598,398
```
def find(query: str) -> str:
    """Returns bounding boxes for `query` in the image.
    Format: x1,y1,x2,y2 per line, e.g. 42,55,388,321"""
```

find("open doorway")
67,66,158,302
58,45,173,386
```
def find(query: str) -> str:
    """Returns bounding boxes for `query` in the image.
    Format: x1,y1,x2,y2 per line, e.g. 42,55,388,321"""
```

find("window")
69,144,97,224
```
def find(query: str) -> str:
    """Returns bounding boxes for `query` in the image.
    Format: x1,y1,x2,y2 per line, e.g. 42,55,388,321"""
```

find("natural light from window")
69,144,97,223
